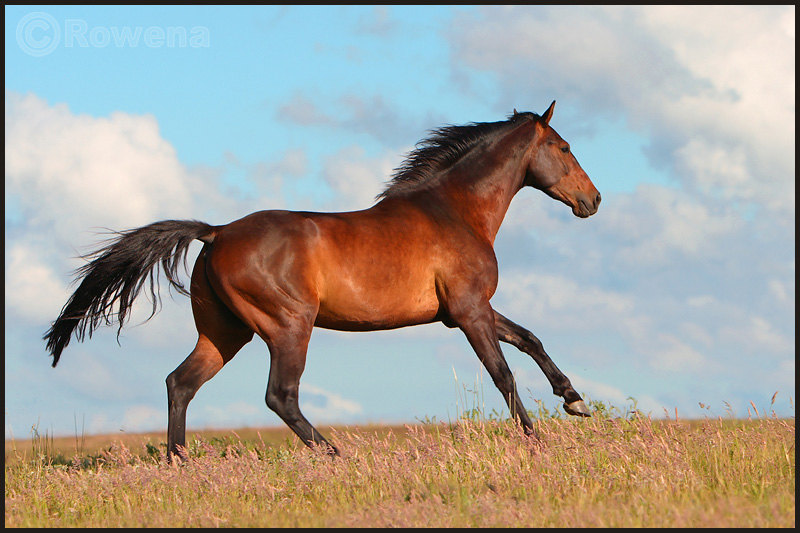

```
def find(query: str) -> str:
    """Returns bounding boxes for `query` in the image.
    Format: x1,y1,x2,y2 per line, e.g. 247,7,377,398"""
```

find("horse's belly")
314,273,440,331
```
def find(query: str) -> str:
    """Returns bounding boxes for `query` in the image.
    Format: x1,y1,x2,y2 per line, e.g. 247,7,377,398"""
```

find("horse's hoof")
564,400,591,417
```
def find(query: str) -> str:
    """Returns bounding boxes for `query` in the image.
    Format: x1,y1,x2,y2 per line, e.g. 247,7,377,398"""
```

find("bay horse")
44,101,601,460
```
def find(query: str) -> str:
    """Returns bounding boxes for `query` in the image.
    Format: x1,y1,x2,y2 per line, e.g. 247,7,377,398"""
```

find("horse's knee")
166,371,186,397
265,383,301,421
523,331,544,352
166,372,196,408
264,388,280,412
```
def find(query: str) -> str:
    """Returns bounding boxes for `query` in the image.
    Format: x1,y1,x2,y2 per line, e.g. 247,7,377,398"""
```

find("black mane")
377,111,539,200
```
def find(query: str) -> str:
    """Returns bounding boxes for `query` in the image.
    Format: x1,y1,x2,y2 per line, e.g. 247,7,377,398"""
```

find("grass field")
4,401,795,528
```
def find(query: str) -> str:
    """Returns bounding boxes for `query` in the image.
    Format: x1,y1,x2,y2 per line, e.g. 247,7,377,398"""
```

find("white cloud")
321,145,398,210
355,6,399,36
599,185,745,265
767,279,793,306
5,92,202,327
494,179,793,387
3,93,254,332
495,269,637,335
646,333,709,373
123,290,196,350
568,373,663,415
449,5,795,213
199,402,264,429
686,295,714,308
449,6,698,114
54,347,141,401
5,92,196,245
277,90,437,149
83,405,165,436
4,242,70,322
300,383,363,423
121,404,166,433
277,92,334,127
719,316,794,357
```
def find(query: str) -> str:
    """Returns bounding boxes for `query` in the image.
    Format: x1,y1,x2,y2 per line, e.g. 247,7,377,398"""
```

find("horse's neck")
434,128,531,243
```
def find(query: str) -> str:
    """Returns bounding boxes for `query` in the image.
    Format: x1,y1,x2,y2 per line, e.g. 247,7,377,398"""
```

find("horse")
44,101,601,460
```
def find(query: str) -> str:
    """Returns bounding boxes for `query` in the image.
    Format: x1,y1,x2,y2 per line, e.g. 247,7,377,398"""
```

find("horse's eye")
561,146,570,153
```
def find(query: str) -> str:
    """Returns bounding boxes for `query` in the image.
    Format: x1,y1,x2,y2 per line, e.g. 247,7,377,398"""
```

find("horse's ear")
542,100,556,126
513,108,518,115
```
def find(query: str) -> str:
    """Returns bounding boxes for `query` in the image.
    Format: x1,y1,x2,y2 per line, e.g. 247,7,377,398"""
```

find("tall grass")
4,400,795,528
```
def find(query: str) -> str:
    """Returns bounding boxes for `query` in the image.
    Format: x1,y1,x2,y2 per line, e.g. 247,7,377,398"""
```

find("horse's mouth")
573,199,598,218
572,191,601,218
545,187,599,218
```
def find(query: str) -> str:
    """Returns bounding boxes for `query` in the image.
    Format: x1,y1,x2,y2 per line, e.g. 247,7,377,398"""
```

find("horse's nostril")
595,192,602,207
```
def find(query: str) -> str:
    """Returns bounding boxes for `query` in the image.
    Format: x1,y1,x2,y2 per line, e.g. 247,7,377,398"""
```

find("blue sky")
5,5,795,439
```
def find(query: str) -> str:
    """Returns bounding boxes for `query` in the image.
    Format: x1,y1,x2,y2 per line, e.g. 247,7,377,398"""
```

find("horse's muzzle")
574,191,601,218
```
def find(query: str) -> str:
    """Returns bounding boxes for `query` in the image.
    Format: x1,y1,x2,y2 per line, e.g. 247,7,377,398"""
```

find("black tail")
44,219,217,367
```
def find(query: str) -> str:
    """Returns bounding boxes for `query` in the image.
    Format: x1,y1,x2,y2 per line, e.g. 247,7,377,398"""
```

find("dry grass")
5,402,794,528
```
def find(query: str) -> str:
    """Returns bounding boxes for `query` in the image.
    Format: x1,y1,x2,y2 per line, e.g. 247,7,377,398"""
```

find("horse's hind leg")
262,321,339,456
493,310,590,417
166,249,254,461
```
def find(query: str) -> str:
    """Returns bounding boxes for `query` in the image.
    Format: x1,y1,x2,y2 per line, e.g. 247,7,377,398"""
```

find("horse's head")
524,101,601,218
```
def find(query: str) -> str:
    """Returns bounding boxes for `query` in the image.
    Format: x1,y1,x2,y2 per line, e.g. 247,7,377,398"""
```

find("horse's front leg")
493,310,591,417
449,301,539,438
